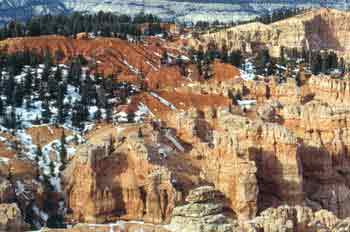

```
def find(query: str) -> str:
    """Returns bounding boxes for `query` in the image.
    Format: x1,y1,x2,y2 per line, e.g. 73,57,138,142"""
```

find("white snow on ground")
150,92,177,110
116,112,129,123
276,64,287,71
164,130,185,152
123,60,140,74
115,103,153,123
0,157,9,163
65,85,81,104
134,103,152,122
15,180,32,201
145,60,159,71
240,60,256,81
33,205,49,222
237,100,257,110
139,102,155,118
16,129,37,160
15,181,25,196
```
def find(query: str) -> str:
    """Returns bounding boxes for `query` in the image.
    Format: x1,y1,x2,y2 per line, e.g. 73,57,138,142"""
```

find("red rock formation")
0,35,162,76
63,130,184,224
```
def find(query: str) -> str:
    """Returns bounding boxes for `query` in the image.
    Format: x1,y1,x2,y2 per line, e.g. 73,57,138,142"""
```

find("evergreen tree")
4,72,15,105
138,127,143,138
54,66,63,84
256,49,270,75
161,50,169,65
41,62,51,83
35,144,43,163
13,84,24,107
94,107,102,122
57,83,66,124
59,131,67,169
24,68,33,96
311,53,322,75
6,107,17,130
48,76,58,99
339,57,345,75
49,161,55,177
43,174,53,192
279,46,286,65
105,104,113,123
197,62,203,76
321,52,328,74
221,45,229,63
108,134,115,155
42,99,52,124
0,98,3,117
229,50,242,68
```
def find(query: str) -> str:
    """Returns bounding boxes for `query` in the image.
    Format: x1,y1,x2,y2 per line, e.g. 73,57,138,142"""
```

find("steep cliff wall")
194,8,350,59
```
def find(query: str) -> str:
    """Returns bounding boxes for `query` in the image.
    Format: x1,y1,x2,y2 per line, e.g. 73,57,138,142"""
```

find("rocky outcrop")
193,8,350,60
0,35,163,76
167,186,346,232
167,186,234,232
0,203,29,231
279,97,350,218
0,156,47,228
0,177,15,203
308,75,350,105
63,131,183,224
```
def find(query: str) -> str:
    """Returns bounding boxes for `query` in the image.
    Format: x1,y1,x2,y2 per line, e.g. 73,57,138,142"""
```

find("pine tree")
321,52,328,74
59,131,67,169
339,57,345,75
108,134,115,155
57,84,66,124
279,46,286,65
43,174,53,192
138,127,143,138
221,45,229,63
106,104,113,123
229,50,242,68
6,107,17,130
0,98,3,117
94,107,102,122
161,50,169,65
48,76,59,99
13,84,24,107
73,134,80,146
197,62,203,76
54,65,63,82
49,161,55,176
24,68,33,96
4,72,15,105
311,53,322,75
35,144,43,163
41,62,51,83
42,99,52,124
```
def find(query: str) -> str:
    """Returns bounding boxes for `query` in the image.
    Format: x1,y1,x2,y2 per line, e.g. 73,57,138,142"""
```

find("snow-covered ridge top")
0,0,348,25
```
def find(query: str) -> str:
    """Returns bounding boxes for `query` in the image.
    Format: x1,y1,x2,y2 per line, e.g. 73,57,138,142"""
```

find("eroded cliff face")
38,186,350,232
63,128,186,224
192,8,350,60
0,203,29,231
167,186,346,232
0,155,47,228
63,104,306,223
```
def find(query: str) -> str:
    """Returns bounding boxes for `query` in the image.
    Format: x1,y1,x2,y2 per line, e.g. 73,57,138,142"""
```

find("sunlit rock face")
192,8,350,61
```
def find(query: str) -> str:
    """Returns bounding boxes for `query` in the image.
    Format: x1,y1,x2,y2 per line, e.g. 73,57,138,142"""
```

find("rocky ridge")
191,8,350,60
